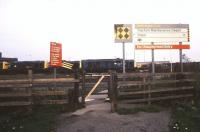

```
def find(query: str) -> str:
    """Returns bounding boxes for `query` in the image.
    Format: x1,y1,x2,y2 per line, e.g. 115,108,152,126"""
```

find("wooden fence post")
68,89,74,111
143,77,146,100
74,69,80,109
148,83,151,105
81,70,86,106
110,71,118,112
109,71,113,103
108,70,112,100
148,77,152,105
28,69,33,109
113,72,118,112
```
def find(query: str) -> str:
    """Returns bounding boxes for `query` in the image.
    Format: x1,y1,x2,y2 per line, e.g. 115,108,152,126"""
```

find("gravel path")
56,95,170,132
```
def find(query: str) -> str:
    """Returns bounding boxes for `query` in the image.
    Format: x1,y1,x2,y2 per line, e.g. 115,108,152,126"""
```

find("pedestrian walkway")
56,93,170,132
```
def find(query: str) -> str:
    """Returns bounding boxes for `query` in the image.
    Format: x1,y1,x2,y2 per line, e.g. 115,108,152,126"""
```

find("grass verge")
117,105,164,115
169,73,200,132
170,103,200,132
0,105,69,132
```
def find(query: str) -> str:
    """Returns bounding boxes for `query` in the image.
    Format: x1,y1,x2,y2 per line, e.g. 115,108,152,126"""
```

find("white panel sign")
135,24,190,43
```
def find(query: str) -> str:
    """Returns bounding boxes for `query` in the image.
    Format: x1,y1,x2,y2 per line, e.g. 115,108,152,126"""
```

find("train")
81,59,134,72
0,58,135,74
1,59,200,74
0,61,49,74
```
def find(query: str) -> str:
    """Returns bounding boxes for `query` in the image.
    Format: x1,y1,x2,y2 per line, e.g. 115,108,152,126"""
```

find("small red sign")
50,42,62,67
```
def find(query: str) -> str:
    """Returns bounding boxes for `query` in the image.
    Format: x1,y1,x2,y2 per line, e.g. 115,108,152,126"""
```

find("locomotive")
81,59,134,73
0,61,49,74
2,59,200,74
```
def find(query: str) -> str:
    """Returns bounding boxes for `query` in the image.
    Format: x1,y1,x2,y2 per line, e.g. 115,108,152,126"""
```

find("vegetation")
170,103,200,132
0,105,69,132
170,73,200,132
117,105,164,115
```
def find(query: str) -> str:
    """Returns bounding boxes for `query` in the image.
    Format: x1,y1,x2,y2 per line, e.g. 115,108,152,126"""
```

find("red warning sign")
50,42,62,67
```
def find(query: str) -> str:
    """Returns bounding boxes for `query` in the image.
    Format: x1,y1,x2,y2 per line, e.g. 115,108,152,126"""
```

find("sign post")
114,24,132,74
50,42,62,81
179,42,183,72
54,68,57,79
122,42,125,74
151,42,155,75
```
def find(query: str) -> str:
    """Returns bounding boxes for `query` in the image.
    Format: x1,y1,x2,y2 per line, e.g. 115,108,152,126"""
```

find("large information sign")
50,42,62,67
135,24,190,44
134,24,190,73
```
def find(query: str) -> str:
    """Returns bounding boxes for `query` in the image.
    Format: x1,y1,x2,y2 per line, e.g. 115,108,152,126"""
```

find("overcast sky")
0,0,200,62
